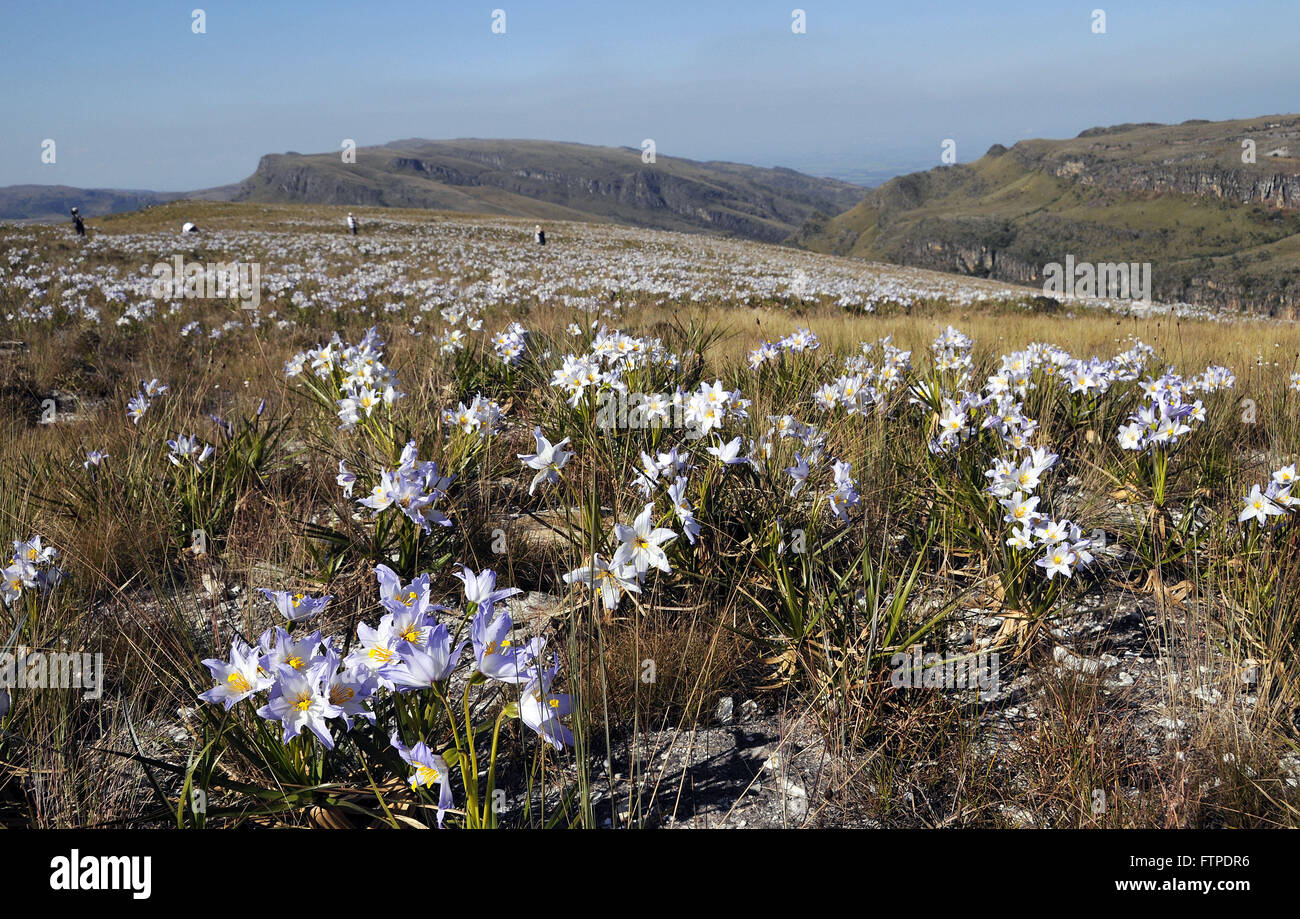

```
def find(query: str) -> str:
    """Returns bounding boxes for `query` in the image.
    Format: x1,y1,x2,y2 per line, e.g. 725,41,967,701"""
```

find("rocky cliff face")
892,238,1041,284
230,141,866,243
883,230,1300,317
1026,151,1300,210
247,160,373,203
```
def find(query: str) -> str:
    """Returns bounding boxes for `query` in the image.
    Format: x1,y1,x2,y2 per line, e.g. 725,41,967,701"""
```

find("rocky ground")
81,563,1298,830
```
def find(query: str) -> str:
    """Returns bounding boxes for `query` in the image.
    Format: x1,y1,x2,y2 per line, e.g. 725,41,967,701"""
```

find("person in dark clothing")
71,207,85,237
535,224,546,246
348,213,359,236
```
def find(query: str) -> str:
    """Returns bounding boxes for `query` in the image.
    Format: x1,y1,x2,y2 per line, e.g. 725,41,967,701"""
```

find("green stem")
482,708,509,827
461,679,481,825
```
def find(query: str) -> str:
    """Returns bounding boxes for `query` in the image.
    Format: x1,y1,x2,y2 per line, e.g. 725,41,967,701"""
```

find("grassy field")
2,201,1300,828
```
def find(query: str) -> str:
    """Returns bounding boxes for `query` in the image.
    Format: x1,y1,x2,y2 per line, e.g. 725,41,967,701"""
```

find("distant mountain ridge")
223,138,867,242
0,139,867,243
790,114,1300,315
0,185,183,223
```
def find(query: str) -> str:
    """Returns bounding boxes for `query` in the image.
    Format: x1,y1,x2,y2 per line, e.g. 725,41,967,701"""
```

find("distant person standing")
348,213,359,236
535,224,545,246
70,207,85,237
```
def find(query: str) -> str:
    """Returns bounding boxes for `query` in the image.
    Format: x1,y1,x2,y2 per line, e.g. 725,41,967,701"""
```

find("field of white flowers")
2,201,1299,828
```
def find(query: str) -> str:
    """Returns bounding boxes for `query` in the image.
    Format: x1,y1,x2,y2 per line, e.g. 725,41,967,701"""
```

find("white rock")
1191,686,1222,704
714,696,735,724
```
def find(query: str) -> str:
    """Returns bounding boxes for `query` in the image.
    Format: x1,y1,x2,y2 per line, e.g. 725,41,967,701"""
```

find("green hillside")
791,115,1300,314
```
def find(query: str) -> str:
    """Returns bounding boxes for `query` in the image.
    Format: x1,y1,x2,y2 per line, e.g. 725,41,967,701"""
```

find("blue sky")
2,0,1296,189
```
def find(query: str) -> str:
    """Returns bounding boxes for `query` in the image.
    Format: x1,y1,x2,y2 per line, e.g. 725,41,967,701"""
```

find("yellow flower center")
226,671,252,693
330,686,355,704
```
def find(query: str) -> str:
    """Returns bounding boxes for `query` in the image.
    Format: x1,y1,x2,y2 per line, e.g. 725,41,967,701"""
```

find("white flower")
166,435,213,469
337,460,356,497
938,403,967,436
1006,525,1034,551
1034,519,1069,545
127,393,150,424
827,459,860,522
1116,422,1144,451
1035,545,1078,579
517,427,572,495
563,554,641,611
666,476,701,545
1239,484,1284,525
999,491,1041,527
706,436,752,467
786,454,811,497
611,504,677,576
